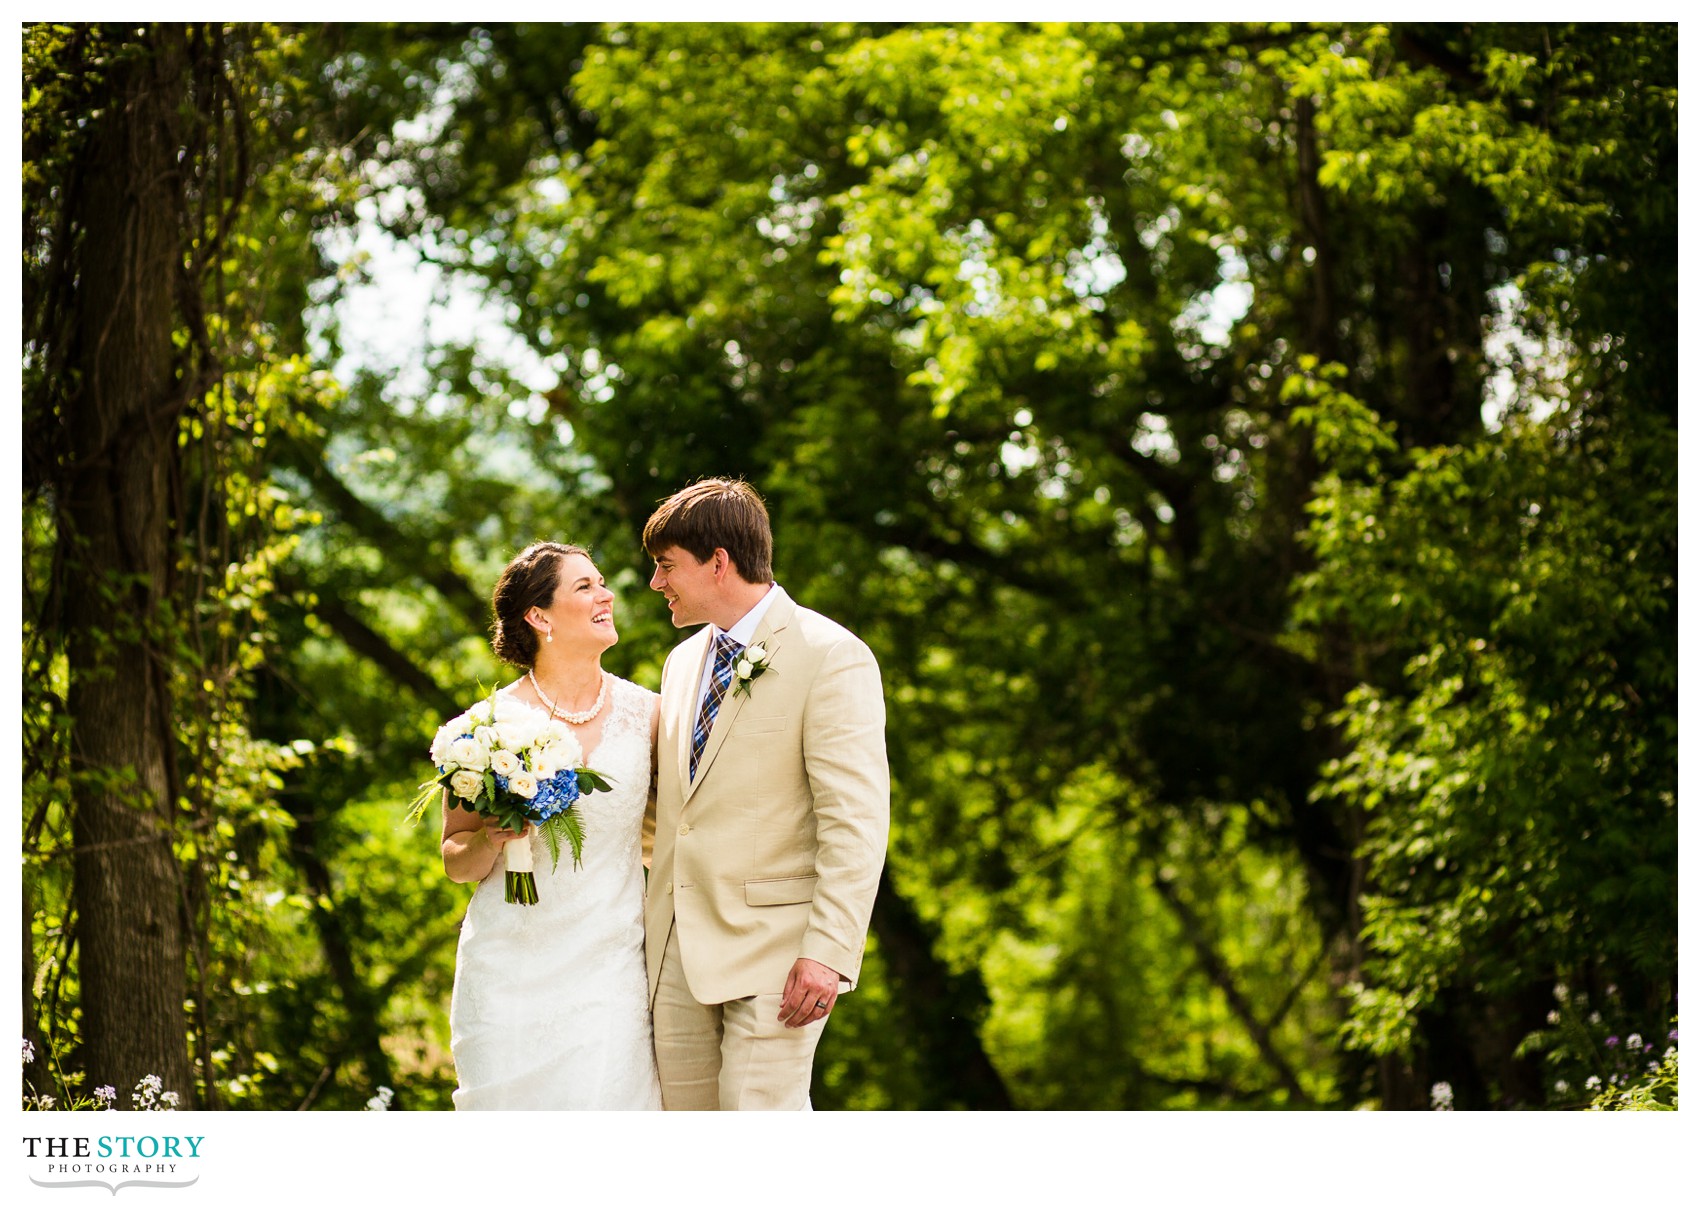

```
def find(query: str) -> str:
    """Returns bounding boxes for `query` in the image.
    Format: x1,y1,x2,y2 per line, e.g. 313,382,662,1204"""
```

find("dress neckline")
493,678,625,770
495,677,619,715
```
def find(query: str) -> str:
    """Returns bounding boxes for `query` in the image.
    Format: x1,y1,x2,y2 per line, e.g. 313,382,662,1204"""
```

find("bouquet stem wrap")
504,835,537,905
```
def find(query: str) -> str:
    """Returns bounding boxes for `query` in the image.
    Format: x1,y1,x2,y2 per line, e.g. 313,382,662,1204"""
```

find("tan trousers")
653,925,827,1110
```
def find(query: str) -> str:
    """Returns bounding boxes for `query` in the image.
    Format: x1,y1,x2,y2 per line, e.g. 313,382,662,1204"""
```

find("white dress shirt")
693,582,782,713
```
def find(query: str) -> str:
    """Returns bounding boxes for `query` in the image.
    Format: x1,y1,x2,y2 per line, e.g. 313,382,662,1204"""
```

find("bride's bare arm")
441,789,528,884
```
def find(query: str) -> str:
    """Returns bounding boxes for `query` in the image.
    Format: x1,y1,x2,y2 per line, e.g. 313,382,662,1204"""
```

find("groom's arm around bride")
641,478,889,1110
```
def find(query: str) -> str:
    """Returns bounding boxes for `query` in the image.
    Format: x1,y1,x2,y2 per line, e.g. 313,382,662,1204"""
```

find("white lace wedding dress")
448,676,662,1110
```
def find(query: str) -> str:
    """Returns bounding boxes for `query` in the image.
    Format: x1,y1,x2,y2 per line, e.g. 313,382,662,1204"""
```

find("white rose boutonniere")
731,642,773,699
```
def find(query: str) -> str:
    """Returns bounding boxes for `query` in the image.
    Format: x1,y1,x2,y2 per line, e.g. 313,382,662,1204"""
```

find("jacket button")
678,823,691,836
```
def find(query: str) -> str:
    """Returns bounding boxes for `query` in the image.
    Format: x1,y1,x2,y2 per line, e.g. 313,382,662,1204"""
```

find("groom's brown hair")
643,478,773,584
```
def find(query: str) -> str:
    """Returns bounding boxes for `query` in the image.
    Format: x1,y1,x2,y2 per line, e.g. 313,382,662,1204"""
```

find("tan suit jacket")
645,588,890,1006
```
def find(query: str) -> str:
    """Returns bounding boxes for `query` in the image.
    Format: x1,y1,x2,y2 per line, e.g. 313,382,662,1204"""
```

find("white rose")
736,658,754,679
508,771,540,800
446,736,489,771
449,769,484,800
468,700,494,726
497,716,542,753
430,721,466,766
473,725,499,750
534,719,570,749
534,738,583,779
489,749,522,778
745,643,767,663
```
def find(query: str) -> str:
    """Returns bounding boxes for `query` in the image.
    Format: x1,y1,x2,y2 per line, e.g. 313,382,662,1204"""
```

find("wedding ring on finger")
815,1000,828,1010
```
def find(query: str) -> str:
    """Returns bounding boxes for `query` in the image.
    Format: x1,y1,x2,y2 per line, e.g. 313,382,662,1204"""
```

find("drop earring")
544,626,554,644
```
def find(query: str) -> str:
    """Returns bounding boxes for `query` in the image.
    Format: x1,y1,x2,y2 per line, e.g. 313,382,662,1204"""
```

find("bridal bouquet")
407,694,613,904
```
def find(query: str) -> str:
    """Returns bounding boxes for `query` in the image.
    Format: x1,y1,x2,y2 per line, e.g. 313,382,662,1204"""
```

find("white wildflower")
1430,1081,1454,1111
365,1085,394,1111
1553,1080,1569,1094
128,1073,180,1111
1553,983,1569,1000
1626,1033,1642,1050
1585,1075,1601,1091
22,1039,35,1065
132,1074,166,1110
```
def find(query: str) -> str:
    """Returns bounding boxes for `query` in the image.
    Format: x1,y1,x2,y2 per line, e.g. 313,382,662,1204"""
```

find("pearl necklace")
527,669,608,725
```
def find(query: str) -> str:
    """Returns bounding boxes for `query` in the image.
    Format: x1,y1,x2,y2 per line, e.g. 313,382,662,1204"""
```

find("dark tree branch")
868,872,1015,1109
1146,863,1314,1106
273,435,491,628
283,788,400,1109
275,574,462,719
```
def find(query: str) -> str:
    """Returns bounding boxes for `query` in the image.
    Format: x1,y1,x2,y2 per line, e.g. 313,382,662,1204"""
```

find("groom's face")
648,546,716,629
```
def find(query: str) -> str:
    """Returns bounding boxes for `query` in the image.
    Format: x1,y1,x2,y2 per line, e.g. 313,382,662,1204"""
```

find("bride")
440,540,662,1109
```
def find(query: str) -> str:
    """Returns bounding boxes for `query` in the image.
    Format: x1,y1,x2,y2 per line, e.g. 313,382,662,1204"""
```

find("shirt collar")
714,583,781,648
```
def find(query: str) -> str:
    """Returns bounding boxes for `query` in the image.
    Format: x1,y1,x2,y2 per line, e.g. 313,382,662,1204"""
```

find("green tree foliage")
350,21,1671,1108
1289,24,1676,1107
21,21,432,1109
22,21,1674,1111
23,21,332,1106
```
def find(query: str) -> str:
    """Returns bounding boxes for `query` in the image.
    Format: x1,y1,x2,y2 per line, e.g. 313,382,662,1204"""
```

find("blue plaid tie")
690,632,743,780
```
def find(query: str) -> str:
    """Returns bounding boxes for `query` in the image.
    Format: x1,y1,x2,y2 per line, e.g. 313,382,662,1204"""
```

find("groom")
642,478,889,1110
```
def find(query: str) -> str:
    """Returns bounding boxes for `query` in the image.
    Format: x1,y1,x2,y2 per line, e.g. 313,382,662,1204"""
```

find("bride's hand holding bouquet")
409,692,613,904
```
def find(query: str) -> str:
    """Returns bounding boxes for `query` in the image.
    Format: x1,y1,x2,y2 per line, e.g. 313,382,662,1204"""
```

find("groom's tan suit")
645,587,889,1108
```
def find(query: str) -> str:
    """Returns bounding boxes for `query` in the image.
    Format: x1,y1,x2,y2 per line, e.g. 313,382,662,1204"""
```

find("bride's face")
536,553,616,653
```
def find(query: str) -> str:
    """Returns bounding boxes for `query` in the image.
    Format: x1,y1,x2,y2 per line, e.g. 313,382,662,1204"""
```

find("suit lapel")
683,589,795,804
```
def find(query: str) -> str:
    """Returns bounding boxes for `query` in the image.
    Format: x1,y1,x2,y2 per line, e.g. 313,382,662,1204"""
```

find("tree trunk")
868,876,1015,1109
60,25,196,1105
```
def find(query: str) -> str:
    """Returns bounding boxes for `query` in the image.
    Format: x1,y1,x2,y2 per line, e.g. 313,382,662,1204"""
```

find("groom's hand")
779,958,840,1028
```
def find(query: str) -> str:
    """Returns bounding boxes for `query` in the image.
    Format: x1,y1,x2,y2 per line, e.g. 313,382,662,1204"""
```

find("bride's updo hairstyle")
490,541,591,668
